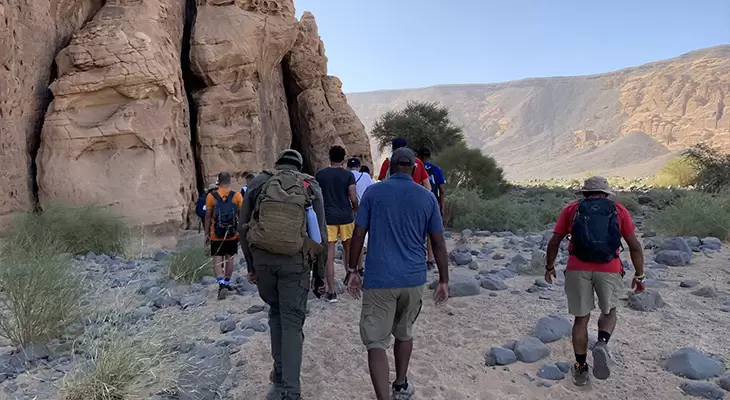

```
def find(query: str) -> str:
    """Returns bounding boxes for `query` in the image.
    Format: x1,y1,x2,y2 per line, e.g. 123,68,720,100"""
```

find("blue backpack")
211,191,239,239
195,193,207,219
570,198,622,264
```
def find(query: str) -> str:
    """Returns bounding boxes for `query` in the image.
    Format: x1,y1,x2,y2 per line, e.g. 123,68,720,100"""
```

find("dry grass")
167,246,214,284
648,191,730,239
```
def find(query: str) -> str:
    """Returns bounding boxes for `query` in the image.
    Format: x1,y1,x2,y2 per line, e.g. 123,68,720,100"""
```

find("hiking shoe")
571,362,590,386
592,341,611,380
426,261,435,271
217,284,227,300
325,292,338,303
266,385,284,400
392,380,415,399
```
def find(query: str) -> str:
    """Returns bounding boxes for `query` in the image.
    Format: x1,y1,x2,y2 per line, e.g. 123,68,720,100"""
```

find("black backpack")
211,191,239,239
424,164,439,198
570,198,622,263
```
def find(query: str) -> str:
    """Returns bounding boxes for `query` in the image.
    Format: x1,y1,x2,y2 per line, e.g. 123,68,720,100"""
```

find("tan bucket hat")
575,176,614,196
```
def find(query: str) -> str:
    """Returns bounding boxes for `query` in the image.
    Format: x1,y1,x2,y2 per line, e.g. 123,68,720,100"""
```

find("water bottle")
305,206,321,243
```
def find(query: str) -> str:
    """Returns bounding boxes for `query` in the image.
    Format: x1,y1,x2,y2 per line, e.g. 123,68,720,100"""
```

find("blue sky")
294,0,730,93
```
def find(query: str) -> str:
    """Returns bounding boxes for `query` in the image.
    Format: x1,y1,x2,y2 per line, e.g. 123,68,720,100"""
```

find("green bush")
444,188,565,232
0,243,83,346
641,188,686,209
167,246,213,284
436,145,508,199
11,202,128,255
653,155,699,187
614,192,641,214
647,192,730,239
683,144,730,193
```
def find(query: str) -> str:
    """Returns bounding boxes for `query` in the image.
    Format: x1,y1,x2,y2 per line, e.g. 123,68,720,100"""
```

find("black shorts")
210,240,238,256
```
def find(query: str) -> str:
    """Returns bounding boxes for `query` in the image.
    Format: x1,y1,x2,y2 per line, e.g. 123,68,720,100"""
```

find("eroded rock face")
0,0,103,227
191,0,299,186
38,0,196,231
284,12,372,172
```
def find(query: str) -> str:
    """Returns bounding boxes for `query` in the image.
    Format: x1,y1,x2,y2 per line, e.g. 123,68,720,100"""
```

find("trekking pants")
254,257,310,398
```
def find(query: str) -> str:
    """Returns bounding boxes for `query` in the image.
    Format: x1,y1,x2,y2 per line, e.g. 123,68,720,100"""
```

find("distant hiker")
347,157,375,275
204,172,243,300
360,164,371,176
545,176,645,387
196,183,218,233
418,147,446,271
347,147,449,400
315,145,359,303
377,138,431,190
242,173,256,197
240,149,327,400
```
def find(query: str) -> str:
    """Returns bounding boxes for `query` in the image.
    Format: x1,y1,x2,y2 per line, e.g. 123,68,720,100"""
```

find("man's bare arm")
437,184,446,212
421,178,432,191
429,231,449,283
348,184,359,213
546,233,566,269
349,226,367,271
624,232,645,276
204,209,213,239
310,181,328,280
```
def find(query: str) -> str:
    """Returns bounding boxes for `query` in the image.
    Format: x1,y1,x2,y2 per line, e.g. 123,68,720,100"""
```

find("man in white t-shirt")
347,158,374,278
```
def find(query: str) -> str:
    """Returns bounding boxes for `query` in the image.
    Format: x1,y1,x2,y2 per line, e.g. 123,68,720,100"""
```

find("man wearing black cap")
377,138,431,190
239,149,328,400
347,147,449,400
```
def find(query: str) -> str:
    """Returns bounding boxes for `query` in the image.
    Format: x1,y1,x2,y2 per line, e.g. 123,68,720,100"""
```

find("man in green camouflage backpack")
239,149,327,400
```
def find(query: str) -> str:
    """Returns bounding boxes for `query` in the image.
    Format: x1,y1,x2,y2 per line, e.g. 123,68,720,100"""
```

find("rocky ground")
1,221,730,399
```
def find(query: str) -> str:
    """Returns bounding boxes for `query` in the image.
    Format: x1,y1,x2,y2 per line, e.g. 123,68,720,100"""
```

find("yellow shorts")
327,222,354,242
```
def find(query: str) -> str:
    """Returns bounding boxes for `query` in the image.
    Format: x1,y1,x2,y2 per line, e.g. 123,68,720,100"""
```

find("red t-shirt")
377,157,429,184
553,200,635,273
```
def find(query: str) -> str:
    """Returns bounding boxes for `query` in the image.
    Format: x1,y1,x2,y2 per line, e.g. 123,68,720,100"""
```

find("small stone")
468,260,479,270
450,250,473,266
246,305,266,314
537,363,565,381
220,319,237,334
461,229,474,238
665,348,724,379
718,375,730,391
179,294,206,309
655,250,691,266
627,291,665,312
692,287,718,298
431,273,480,297
701,237,723,250
536,380,553,388
214,313,231,322
475,230,491,237
679,381,725,399
526,285,543,293
532,315,572,343
534,279,550,288
485,347,518,366
241,319,268,333
492,253,505,260
495,231,514,237
480,276,508,291
132,306,154,320
555,362,571,373
514,336,550,363
153,251,169,261
85,251,97,262
680,279,700,288
153,295,180,309
201,276,218,286
517,249,546,275
502,340,517,350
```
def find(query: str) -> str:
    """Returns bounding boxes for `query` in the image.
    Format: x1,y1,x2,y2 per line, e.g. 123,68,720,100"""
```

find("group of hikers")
196,138,646,400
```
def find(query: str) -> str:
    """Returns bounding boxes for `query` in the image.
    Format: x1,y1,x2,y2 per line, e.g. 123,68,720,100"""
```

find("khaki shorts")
327,223,354,242
360,285,424,350
565,270,623,317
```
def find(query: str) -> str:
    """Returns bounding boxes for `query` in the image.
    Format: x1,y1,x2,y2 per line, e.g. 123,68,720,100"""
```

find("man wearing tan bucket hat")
544,176,645,386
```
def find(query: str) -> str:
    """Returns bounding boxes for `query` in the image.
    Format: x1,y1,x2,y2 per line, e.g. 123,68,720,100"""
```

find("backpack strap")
355,172,363,184
211,191,223,203
223,190,235,203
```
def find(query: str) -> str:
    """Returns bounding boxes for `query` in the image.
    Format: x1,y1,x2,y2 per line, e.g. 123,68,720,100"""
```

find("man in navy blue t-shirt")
347,147,449,400
418,147,446,271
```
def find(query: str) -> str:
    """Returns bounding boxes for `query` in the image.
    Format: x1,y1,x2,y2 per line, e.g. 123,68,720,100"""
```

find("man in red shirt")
545,176,645,387
377,138,431,191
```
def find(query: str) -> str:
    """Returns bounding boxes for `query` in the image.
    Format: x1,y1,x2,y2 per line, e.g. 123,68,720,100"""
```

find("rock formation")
37,0,196,232
0,0,104,226
347,45,730,180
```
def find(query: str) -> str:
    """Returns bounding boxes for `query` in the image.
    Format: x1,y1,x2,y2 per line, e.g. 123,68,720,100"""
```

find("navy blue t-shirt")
355,173,444,289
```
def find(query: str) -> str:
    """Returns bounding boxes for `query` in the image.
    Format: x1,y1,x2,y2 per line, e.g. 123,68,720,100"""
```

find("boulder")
516,249,546,275
450,250,473,266
692,287,719,298
665,348,725,380
662,237,693,255
537,363,566,381
38,0,196,230
461,229,474,238
627,291,665,312
480,276,508,291
701,237,723,250
679,381,725,399
532,315,572,343
431,273,480,298
654,250,691,266
513,337,550,363
484,347,517,366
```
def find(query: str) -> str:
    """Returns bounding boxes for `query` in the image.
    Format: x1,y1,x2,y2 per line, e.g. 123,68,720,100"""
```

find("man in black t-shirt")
315,145,359,303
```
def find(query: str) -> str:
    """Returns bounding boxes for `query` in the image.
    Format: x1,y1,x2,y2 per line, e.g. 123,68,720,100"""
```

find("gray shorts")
565,270,623,317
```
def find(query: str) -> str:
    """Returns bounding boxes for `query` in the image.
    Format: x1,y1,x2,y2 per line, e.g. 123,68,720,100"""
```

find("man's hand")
311,274,325,297
631,275,646,293
433,282,448,306
545,266,557,284
247,271,258,285
204,236,210,247
347,272,362,300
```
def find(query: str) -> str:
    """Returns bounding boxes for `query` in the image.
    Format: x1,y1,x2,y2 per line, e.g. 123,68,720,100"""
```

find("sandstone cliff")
347,45,730,180
0,0,103,225
1,0,371,231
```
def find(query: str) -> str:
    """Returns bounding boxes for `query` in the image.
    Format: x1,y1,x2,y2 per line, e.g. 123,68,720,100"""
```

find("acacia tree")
371,101,465,154
434,144,508,199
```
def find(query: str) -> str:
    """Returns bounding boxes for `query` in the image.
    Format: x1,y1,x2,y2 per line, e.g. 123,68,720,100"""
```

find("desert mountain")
347,45,730,180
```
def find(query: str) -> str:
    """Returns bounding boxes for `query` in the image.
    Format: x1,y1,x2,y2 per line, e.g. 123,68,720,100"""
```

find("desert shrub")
436,145,508,199
653,155,699,187
641,188,687,209
371,101,465,154
444,188,564,232
647,191,730,239
614,192,641,214
0,243,83,346
684,144,730,193
10,202,128,255
167,246,213,284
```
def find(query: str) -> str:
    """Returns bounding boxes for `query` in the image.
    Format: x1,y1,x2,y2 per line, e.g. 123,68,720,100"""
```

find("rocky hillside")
348,45,730,180
0,0,371,231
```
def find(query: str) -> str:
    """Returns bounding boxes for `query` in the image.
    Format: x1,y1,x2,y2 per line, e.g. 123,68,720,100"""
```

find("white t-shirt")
351,170,374,201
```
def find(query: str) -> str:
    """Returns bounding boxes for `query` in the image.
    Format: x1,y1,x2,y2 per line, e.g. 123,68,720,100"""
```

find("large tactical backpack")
570,198,622,263
211,191,239,239
246,169,313,255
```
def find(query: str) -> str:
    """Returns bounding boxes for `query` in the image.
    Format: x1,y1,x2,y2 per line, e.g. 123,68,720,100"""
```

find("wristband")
347,268,357,273
633,274,646,280
545,266,555,271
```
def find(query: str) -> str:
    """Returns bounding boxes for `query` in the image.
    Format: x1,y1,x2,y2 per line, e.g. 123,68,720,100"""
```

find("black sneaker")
571,362,590,386
325,292,338,303
392,379,415,399
592,341,611,380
